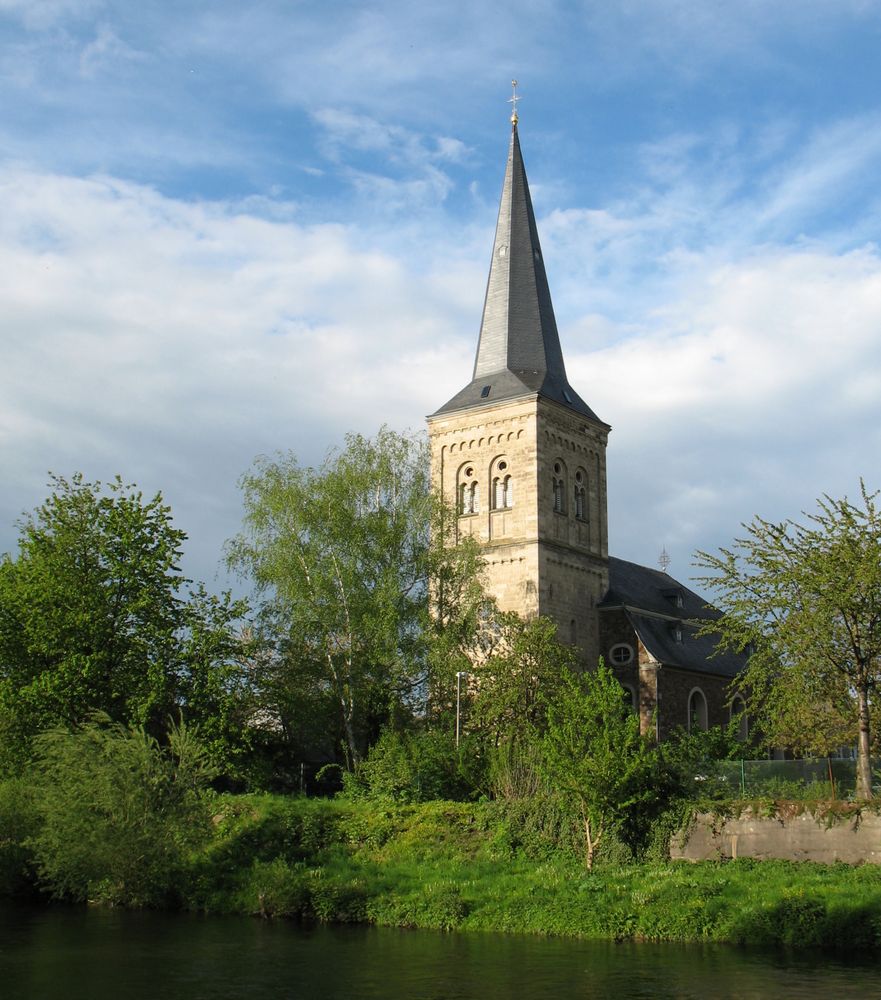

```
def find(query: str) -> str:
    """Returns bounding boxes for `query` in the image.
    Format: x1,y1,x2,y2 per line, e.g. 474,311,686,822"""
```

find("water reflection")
1,904,879,999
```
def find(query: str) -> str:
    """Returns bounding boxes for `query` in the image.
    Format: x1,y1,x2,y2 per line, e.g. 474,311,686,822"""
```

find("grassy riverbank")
175,795,881,952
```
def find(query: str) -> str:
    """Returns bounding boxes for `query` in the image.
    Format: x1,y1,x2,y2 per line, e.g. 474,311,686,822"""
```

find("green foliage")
0,474,184,746
695,481,881,798
0,777,38,896
343,729,484,804
469,613,572,753
11,784,881,952
486,736,548,801
0,474,252,778
540,661,660,867
28,715,216,906
184,796,881,952
176,584,256,780
228,427,485,769
484,794,583,861
660,720,753,801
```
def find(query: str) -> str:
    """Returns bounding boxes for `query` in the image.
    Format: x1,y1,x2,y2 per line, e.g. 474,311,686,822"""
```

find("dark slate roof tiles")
433,124,603,425
601,556,747,679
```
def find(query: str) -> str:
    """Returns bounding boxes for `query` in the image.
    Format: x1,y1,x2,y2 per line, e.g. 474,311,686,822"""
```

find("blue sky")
3,0,881,591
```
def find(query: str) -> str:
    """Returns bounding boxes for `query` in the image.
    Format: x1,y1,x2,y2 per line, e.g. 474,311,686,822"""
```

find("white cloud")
568,243,881,574
4,157,881,597
4,0,881,598
0,166,480,582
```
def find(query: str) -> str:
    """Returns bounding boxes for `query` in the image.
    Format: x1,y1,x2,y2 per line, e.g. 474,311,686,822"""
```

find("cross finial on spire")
509,79,520,127
659,547,671,573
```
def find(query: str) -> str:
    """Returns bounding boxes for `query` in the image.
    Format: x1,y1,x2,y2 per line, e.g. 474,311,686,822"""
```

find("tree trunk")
856,684,873,800
581,803,601,870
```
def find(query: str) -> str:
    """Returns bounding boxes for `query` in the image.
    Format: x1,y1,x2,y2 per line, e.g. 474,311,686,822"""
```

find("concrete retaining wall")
671,809,881,865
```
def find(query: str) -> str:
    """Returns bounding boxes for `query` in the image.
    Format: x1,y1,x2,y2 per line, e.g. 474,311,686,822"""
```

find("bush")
344,729,483,803
0,777,38,896
28,716,216,906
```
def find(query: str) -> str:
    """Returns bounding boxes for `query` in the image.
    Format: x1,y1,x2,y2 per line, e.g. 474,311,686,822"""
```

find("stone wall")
427,394,609,667
671,808,881,865
658,666,730,741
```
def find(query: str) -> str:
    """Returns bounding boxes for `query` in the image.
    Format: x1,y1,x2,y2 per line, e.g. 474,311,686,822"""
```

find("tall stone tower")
427,114,610,667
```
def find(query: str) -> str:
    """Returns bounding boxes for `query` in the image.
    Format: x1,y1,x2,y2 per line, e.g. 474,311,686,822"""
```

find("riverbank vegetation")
5,786,881,952
3,437,881,953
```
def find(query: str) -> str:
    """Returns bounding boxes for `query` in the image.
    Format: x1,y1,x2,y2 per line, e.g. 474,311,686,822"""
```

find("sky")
2,0,881,595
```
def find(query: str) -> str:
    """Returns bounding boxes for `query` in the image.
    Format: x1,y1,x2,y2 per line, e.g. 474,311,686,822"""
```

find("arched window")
688,688,708,733
622,684,637,713
730,695,749,741
491,458,513,510
552,460,567,514
458,465,478,515
574,469,587,521
470,482,480,513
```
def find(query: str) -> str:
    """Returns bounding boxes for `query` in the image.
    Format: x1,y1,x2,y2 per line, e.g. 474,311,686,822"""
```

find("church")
426,108,747,740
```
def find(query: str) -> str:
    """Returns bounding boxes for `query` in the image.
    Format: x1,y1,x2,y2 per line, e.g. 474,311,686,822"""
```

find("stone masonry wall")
671,808,881,865
428,394,609,668
599,608,732,739
428,396,541,616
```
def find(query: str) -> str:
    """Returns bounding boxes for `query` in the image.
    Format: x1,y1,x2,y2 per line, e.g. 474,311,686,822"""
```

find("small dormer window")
480,385,491,398
670,624,683,643
663,588,684,609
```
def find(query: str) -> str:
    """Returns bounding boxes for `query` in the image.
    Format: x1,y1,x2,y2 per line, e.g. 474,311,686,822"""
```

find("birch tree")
228,427,483,768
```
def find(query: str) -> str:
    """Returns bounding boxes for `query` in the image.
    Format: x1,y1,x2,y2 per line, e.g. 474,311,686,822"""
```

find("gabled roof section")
601,557,711,620
600,556,747,679
433,124,604,424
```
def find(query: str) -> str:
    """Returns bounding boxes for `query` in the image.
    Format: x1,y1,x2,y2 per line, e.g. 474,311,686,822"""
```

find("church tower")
427,109,610,667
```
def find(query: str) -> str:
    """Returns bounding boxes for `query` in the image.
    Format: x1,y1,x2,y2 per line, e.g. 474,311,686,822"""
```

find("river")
2,903,881,999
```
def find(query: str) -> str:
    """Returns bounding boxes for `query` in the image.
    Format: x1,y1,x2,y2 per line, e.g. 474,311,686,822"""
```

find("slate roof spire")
434,114,603,423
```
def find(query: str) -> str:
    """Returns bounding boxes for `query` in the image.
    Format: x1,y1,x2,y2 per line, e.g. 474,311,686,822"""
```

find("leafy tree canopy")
227,427,487,769
695,481,881,799
469,613,572,751
0,474,250,775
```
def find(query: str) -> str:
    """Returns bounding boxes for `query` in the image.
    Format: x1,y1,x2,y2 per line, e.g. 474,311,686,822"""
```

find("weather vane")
659,547,671,573
509,79,520,126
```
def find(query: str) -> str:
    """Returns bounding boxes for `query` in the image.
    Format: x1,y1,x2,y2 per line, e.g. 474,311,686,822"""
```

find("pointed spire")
434,117,603,423
473,122,567,384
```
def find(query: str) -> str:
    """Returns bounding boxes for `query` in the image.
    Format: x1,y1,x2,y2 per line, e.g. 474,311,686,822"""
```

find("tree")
469,613,571,750
695,482,881,799
176,585,257,779
227,427,485,769
540,661,658,868
0,474,251,774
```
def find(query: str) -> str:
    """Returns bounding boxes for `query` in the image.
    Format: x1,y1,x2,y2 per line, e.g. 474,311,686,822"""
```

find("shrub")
0,777,38,896
28,716,216,906
345,729,482,803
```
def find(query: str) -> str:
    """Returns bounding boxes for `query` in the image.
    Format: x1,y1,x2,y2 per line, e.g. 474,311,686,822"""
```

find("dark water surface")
2,903,881,999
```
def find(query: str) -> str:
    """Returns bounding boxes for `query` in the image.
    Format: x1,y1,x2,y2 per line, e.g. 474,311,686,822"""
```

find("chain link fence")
688,756,881,800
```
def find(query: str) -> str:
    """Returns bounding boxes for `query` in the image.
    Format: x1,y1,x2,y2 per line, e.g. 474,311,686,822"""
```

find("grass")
174,794,881,952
